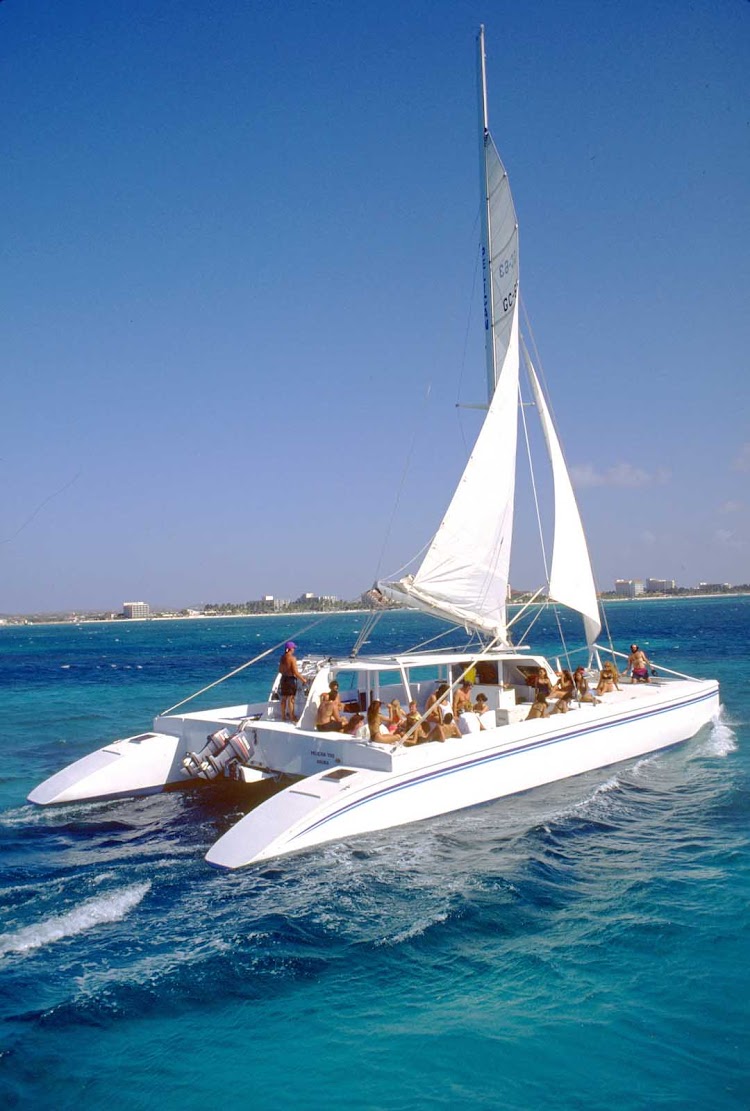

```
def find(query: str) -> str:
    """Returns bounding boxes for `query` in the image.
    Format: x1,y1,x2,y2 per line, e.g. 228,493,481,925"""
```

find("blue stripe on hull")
298,687,718,841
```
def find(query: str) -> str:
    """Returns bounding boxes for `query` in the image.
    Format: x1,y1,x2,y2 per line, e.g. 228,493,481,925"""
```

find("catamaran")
28,28,719,868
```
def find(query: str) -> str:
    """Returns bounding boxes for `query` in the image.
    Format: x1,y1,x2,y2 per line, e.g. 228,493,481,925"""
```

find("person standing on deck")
628,644,651,684
278,641,306,723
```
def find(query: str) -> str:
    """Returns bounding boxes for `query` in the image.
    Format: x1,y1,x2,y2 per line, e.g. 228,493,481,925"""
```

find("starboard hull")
206,679,720,869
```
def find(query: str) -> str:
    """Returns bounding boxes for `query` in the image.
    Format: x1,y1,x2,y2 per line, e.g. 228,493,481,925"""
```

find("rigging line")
160,615,330,715
371,382,434,588
0,471,81,545
455,219,483,458
519,354,551,584
506,586,546,631
350,608,384,659
381,535,432,584
520,299,568,482
517,601,546,645
521,295,552,407
549,601,573,674
404,622,468,655
597,599,618,659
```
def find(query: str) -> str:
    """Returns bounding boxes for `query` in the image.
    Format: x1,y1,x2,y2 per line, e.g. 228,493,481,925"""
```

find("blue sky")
2,0,748,612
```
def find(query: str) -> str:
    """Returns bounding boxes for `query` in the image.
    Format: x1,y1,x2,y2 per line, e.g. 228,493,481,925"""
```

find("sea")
0,597,747,1110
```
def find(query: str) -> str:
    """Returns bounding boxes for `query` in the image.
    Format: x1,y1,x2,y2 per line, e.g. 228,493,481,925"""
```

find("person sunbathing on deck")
367,700,393,743
441,712,462,739
423,683,450,741
387,699,406,734
526,667,551,720
401,701,429,745
549,669,575,714
596,661,621,695
573,667,599,704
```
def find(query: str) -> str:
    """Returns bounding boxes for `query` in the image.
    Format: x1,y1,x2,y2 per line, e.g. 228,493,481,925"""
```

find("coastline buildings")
646,578,676,593
122,601,150,619
614,579,645,598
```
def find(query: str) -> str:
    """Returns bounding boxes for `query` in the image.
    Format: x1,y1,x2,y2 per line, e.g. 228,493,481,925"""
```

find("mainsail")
378,27,519,643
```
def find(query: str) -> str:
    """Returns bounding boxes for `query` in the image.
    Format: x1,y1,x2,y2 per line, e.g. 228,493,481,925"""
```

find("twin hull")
28,680,719,868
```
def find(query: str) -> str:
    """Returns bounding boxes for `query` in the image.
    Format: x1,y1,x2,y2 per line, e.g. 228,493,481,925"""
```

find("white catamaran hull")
26,732,189,806
206,680,719,869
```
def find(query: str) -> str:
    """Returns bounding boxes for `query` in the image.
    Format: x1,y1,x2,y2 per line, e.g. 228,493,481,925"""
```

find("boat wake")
696,709,738,757
0,881,150,958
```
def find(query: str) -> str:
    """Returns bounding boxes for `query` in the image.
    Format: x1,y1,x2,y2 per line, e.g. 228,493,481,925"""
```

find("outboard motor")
182,724,253,781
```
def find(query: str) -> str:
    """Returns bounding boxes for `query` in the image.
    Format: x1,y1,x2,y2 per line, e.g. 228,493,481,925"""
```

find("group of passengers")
525,644,653,719
286,639,654,738
314,677,493,745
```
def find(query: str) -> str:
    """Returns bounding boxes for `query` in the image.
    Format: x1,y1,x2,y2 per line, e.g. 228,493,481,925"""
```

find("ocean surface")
0,598,747,1110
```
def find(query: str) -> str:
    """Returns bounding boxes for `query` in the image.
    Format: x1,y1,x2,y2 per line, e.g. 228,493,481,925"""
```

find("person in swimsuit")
316,681,344,732
596,661,621,695
453,681,474,718
573,666,599,703
424,682,450,742
367,700,392,743
549,669,575,714
441,712,461,739
387,699,406,734
526,667,551,720
628,644,651,683
278,641,306,723
402,701,429,745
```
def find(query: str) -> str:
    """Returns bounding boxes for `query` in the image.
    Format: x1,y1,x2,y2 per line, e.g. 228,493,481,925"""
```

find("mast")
477,25,496,404
377,28,521,643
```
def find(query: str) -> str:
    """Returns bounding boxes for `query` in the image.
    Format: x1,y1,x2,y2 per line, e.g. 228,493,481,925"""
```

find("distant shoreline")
2,593,748,630
0,608,370,629
597,592,750,604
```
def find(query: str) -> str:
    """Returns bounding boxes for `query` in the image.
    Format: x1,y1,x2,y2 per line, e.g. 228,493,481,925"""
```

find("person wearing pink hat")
278,641,305,723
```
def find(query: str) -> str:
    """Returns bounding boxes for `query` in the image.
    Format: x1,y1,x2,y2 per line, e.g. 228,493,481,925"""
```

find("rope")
371,382,434,589
159,615,330,715
350,608,384,660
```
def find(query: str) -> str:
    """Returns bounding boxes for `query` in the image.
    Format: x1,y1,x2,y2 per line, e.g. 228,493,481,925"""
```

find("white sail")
481,134,519,399
380,305,519,641
378,27,520,643
524,346,601,646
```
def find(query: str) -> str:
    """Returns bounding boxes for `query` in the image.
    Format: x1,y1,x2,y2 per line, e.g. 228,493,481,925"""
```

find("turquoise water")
1,599,747,1109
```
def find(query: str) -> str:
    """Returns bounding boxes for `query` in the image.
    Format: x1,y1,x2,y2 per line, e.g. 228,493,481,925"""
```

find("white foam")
631,754,660,777
378,909,450,946
697,711,738,757
0,881,150,957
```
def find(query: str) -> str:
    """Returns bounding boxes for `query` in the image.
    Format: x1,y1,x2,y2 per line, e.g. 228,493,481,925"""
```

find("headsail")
378,27,519,643
523,343,602,646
